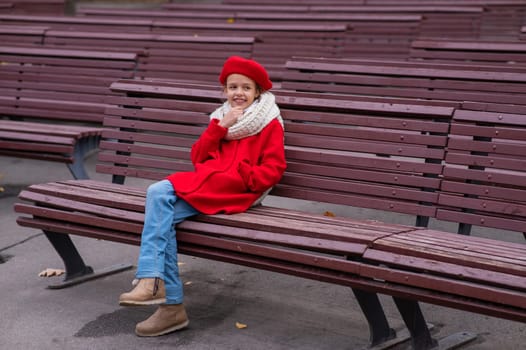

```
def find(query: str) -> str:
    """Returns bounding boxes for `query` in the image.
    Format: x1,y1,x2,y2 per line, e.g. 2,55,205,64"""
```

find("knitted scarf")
210,92,284,140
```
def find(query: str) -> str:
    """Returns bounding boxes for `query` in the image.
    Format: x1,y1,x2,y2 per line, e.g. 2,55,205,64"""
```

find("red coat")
167,118,286,214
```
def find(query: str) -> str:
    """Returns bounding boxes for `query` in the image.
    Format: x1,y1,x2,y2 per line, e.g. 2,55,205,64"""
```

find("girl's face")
224,73,260,110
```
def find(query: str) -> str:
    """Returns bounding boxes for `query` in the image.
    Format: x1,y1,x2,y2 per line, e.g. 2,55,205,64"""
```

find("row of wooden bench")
3,37,526,185
0,29,257,178
2,21,526,82
82,0,526,40
4,4,525,349
14,78,526,350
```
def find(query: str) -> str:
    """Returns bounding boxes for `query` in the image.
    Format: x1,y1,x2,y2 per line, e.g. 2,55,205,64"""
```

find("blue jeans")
136,180,199,304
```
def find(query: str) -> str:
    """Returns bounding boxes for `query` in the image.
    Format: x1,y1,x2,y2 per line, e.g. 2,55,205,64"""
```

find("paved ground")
1,153,524,350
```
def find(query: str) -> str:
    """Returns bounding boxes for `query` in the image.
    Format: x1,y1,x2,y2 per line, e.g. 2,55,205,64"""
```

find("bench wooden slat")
190,212,393,243
358,258,526,310
435,209,526,234
441,180,525,202
19,182,146,213
248,206,412,233
363,249,526,290
372,230,526,273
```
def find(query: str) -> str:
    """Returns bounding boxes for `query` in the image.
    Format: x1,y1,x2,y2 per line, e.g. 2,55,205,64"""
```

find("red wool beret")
219,56,272,91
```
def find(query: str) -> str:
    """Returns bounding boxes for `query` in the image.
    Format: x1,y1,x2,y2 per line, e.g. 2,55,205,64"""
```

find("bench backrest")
100,79,453,222
150,21,348,68
0,14,153,32
282,56,526,114
236,7,481,42
81,4,422,57
39,31,256,83
409,38,526,65
236,12,422,59
0,24,47,45
0,46,139,123
437,108,526,234
4,0,65,15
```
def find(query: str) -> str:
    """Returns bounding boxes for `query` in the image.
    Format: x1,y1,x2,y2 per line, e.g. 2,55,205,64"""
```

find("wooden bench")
306,5,483,39
39,30,256,83
14,79,526,349
409,38,526,66
282,56,526,114
149,21,348,80
234,12,422,59
0,45,139,179
478,2,526,39
75,7,422,59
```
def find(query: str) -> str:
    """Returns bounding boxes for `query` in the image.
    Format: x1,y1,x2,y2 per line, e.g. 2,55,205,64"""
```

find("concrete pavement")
1,153,524,349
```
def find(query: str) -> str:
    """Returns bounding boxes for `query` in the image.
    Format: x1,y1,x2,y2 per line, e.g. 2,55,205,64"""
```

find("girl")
119,56,286,337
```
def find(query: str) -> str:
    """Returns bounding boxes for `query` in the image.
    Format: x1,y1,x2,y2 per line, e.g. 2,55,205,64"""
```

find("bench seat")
0,120,100,164
16,179,526,325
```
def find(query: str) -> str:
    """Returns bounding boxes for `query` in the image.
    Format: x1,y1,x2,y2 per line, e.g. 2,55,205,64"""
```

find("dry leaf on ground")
235,322,247,329
38,268,65,277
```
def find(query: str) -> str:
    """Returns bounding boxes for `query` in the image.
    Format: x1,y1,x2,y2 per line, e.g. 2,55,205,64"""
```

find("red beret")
219,56,272,91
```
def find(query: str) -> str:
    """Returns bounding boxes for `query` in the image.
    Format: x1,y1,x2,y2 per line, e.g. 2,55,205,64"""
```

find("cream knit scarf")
210,92,284,140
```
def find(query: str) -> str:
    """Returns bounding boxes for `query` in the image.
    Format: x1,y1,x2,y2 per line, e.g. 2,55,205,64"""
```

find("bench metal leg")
393,297,437,349
66,136,99,180
393,297,477,350
66,160,90,180
44,231,133,289
352,289,396,346
415,215,429,228
44,231,93,281
457,223,472,235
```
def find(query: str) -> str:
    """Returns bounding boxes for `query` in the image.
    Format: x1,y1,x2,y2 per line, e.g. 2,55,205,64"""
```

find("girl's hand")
219,106,243,128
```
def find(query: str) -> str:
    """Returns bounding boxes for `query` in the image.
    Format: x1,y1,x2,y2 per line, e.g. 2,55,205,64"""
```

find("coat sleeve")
237,119,286,193
190,119,228,165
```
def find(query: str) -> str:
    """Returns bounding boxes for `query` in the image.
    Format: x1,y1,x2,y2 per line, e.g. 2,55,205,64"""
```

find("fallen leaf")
38,268,65,277
324,211,336,217
235,322,247,329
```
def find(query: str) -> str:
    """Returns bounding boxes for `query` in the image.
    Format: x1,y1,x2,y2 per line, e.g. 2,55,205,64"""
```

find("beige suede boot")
135,304,189,337
119,278,166,306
